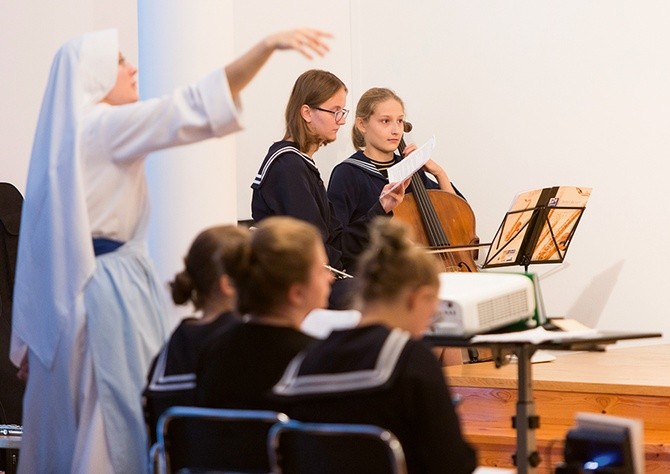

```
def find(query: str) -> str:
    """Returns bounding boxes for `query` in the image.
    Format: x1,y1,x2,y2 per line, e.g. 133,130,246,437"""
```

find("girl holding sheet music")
327,87,465,271
251,72,409,308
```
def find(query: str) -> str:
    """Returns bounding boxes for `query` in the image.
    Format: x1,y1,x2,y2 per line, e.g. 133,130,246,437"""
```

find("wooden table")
444,343,670,473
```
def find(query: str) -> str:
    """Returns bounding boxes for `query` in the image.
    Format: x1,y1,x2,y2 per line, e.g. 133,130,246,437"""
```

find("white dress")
12,30,242,474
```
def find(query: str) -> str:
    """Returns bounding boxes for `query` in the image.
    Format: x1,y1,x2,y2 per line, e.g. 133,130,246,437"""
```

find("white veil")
11,29,118,368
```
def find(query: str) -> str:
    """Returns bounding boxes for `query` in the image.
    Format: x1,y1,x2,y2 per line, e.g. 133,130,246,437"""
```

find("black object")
556,426,634,474
0,182,24,474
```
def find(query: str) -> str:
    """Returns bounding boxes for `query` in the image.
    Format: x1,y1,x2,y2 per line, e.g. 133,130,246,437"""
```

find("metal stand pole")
514,344,541,474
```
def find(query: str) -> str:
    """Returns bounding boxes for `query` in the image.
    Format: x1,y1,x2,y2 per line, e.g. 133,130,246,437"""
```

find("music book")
483,186,591,270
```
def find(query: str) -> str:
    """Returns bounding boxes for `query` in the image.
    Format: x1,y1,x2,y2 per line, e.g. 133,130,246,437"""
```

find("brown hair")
283,69,347,153
354,217,438,303
171,225,250,309
352,87,405,150
231,216,323,315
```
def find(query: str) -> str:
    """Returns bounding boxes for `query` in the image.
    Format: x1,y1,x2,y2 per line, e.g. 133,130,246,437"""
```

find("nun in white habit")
10,28,331,473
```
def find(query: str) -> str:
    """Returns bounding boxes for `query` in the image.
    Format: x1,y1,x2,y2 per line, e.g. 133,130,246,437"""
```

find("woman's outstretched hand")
266,28,333,59
225,28,333,100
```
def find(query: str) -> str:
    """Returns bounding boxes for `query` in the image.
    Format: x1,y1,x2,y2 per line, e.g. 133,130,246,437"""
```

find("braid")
356,217,438,302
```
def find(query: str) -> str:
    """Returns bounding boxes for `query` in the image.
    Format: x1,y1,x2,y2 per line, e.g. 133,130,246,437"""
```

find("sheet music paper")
382,135,435,196
471,326,598,344
530,186,591,261
489,189,544,265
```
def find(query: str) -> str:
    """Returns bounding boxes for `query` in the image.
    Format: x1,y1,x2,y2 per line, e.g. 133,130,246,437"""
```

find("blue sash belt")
93,238,124,256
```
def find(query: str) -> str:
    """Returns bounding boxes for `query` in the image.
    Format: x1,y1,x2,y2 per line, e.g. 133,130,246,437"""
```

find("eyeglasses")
312,106,349,122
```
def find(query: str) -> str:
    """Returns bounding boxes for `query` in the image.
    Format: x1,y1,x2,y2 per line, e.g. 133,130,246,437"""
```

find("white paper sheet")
471,326,598,344
382,135,436,196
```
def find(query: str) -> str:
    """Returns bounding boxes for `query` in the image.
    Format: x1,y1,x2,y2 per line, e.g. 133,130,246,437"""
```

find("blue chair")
151,406,288,473
268,419,407,474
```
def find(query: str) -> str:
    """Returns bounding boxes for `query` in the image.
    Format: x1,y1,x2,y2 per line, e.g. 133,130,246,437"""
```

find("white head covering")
11,29,119,368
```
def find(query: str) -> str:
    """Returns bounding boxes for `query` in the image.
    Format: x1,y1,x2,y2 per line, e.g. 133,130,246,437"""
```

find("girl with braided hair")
143,224,249,444
273,217,477,474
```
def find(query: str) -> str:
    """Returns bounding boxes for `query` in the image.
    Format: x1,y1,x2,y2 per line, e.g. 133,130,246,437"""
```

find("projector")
428,272,536,336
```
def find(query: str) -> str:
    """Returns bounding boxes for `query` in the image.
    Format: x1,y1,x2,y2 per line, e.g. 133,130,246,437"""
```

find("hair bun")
170,269,195,306
369,217,411,255
355,217,438,303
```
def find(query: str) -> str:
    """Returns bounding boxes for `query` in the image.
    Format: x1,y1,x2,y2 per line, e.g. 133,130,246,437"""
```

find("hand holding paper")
379,177,411,213
381,135,436,198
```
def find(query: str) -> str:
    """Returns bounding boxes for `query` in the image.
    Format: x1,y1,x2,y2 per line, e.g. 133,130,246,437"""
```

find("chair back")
268,419,407,474
153,406,288,474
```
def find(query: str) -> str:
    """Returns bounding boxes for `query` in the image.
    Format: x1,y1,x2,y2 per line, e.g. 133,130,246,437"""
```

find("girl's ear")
300,104,312,123
405,285,434,312
355,117,366,134
286,281,306,308
405,287,420,312
218,274,236,299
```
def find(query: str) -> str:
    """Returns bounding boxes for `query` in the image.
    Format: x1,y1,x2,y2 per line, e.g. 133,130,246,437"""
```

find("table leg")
514,344,541,474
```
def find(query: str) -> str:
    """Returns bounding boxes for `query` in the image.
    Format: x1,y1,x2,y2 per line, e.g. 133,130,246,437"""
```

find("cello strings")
412,176,460,271
397,132,468,272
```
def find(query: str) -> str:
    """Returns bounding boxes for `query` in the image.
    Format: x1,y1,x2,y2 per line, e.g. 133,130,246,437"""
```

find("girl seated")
191,216,333,471
273,217,477,474
196,216,333,411
143,224,249,443
250,71,408,308
327,87,467,272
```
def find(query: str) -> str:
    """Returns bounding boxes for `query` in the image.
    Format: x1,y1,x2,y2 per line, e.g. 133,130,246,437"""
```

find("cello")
392,123,479,272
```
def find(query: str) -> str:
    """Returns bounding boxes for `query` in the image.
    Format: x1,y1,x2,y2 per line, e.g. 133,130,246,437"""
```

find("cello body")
393,188,479,272
390,127,479,272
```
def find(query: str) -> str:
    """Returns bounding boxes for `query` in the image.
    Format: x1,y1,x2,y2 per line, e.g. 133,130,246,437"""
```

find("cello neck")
397,137,451,247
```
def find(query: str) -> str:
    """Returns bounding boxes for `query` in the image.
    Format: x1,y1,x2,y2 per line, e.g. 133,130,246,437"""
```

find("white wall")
232,0,354,218
234,0,670,341
348,1,670,340
3,1,670,340
138,0,238,321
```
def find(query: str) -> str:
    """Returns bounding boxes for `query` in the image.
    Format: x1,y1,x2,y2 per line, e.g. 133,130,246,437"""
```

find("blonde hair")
352,87,405,150
354,217,438,303
231,216,323,315
283,69,347,153
170,225,250,309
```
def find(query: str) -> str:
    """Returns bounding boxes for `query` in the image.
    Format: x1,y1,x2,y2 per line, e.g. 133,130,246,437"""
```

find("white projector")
428,272,536,336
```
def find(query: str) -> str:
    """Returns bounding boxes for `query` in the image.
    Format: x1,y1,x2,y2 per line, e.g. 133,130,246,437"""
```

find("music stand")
483,186,591,272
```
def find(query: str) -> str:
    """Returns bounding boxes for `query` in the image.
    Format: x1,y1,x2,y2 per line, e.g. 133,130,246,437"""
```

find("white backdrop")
3,1,670,339
234,0,670,342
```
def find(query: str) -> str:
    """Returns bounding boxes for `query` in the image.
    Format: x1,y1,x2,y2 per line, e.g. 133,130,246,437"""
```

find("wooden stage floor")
445,343,670,472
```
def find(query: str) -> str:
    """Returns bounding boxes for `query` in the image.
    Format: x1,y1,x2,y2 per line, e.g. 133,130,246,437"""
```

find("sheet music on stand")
483,186,591,271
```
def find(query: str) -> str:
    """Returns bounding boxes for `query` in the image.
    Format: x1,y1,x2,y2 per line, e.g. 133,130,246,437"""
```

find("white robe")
13,29,242,474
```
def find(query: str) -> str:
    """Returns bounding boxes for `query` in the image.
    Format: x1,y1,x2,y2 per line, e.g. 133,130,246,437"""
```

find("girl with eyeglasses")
251,71,409,309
